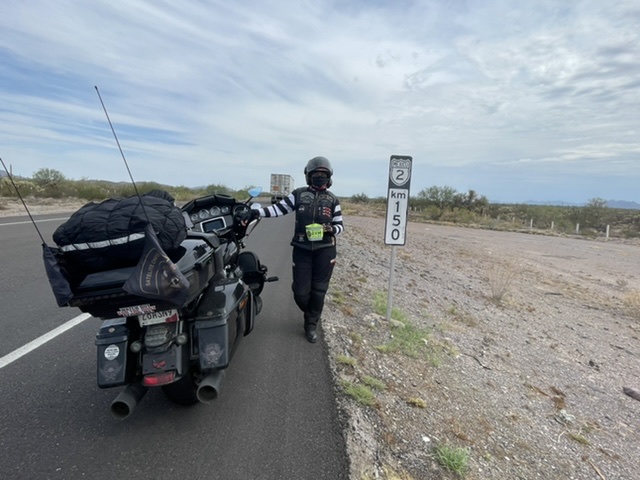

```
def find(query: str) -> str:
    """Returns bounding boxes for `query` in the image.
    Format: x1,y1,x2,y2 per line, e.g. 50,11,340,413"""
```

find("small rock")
555,409,575,425
623,387,640,401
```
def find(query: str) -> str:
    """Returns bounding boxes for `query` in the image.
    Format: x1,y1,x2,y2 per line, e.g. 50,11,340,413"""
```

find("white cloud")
0,0,638,202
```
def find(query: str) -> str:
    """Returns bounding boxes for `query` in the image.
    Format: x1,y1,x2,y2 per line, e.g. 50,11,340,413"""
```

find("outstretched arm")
259,193,296,218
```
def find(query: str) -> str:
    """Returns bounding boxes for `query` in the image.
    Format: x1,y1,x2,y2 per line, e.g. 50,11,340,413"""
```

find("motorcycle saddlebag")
95,318,135,388
194,280,249,369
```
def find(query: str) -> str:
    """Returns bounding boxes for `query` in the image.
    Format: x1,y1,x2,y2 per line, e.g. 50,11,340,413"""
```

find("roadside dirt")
324,215,640,479
0,198,87,217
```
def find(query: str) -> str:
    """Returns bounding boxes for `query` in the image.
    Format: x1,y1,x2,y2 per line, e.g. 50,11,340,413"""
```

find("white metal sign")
384,155,412,245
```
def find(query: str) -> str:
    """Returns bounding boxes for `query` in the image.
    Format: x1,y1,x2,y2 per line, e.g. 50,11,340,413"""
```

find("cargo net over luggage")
53,190,187,277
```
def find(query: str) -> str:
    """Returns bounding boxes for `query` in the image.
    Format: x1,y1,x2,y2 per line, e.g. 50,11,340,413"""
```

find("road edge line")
0,313,92,369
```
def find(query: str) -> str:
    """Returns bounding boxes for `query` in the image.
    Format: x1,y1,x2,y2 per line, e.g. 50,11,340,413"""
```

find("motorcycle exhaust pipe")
110,381,148,420
196,370,226,404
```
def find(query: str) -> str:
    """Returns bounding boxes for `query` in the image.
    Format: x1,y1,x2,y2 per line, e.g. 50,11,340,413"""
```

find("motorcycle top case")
68,232,221,318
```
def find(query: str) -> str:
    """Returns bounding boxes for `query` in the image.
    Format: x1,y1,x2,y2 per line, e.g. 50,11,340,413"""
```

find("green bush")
4,173,640,240
351,192,370,203
434,444,469,476
339,380,377,406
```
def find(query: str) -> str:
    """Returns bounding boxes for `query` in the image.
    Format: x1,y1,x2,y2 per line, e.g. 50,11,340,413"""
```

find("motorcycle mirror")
248,187,262,198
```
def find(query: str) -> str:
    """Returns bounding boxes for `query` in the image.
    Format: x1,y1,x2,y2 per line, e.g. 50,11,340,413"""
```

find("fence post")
606,225,610,240
551,221,554,230
576,223,580,234
530,219,533,229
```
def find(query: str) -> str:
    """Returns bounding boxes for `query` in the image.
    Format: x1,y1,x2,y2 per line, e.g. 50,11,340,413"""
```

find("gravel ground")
323,214,640,480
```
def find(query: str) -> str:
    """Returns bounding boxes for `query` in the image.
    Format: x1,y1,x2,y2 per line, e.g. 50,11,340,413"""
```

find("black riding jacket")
257,186,344,251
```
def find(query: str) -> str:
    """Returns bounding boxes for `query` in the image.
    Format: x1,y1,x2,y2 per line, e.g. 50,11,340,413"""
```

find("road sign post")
384,155,412,321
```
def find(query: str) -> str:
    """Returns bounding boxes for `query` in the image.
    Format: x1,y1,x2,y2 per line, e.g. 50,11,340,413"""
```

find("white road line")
0,217,69,227
0,313,92,369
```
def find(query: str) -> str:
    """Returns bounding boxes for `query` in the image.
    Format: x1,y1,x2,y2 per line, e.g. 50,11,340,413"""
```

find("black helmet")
304,156,333,187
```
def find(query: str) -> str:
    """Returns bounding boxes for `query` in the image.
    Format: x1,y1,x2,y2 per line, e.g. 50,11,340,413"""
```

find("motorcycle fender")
95,318,133,388
238,250,265,296
244,291,255,336
142,343,188,376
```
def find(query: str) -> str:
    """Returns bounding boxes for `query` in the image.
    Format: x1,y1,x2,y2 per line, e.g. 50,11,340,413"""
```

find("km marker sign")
383,154,412,321
384,155,412,245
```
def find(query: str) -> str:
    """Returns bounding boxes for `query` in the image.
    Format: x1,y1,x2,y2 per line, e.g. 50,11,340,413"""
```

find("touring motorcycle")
48,188,276,419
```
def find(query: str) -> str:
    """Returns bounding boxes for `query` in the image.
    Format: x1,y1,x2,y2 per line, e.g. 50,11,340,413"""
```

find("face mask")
311,176,329,188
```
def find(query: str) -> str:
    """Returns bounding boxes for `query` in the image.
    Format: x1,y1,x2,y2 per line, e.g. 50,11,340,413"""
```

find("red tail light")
142,371,176,386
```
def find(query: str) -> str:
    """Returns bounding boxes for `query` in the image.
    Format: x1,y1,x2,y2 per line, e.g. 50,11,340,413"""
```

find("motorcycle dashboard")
182,194,238,234
189,205,231,224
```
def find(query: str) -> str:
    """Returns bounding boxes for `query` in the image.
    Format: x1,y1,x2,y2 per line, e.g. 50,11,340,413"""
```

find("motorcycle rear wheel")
162,372,199,405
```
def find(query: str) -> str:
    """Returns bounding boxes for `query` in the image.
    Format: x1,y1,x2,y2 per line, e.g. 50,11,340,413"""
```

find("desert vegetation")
2,169,639,240
347,186,640,240
0,167,254,205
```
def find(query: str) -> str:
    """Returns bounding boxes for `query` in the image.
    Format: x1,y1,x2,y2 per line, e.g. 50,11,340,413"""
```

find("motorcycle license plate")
138,309,179,327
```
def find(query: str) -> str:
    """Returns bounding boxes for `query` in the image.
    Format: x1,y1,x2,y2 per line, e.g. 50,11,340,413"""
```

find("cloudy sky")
1,1,638,203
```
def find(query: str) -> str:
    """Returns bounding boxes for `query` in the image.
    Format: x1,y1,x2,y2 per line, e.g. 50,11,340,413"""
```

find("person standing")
249,156,344,343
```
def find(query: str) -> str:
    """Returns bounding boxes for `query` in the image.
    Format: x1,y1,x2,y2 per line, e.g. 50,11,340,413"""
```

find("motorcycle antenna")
94,85,150,224
0,157,47,244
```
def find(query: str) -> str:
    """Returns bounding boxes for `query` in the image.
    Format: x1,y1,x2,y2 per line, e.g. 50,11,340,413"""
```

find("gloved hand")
239,208,261,225
249,209,261,222
323,223,334,234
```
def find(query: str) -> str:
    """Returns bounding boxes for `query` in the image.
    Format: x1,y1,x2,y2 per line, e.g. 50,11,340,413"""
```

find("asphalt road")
0,213,349,479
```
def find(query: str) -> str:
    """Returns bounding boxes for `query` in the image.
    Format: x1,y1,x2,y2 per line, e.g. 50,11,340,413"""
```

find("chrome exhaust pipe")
110,381,148,419
196,370,226,404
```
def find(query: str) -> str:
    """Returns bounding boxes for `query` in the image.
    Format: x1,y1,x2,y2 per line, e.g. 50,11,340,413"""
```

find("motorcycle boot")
304,328,318,343
304,314,319,343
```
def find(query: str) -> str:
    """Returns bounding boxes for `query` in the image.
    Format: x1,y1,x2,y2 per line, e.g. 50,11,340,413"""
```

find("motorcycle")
53,187,277,419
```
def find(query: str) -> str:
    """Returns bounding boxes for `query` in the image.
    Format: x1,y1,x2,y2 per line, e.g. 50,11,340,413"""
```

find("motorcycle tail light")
143,371,176,386
144,324,173,348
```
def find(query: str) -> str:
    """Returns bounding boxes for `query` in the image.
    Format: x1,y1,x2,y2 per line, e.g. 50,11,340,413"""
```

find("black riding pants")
291,245,336,331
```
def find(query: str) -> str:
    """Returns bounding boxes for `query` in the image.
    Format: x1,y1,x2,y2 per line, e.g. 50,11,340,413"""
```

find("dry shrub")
623,289,640,319
488,260,519,303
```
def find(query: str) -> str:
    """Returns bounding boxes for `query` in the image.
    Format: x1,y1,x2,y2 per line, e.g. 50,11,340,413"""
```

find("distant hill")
522,200,579,207
522,199,640,210
606,200,640,210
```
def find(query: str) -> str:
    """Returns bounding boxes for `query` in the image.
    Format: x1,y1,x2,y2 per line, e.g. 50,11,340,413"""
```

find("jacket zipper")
311,189,320,250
